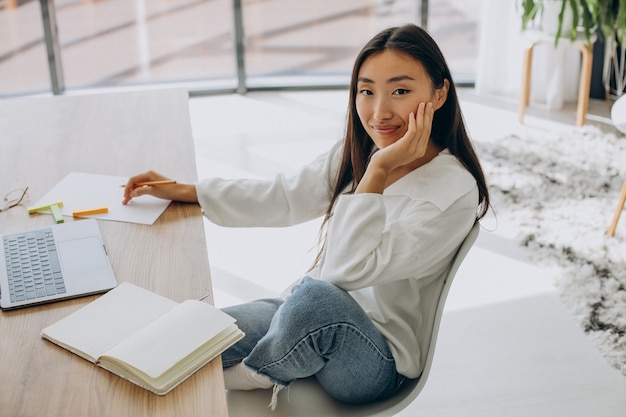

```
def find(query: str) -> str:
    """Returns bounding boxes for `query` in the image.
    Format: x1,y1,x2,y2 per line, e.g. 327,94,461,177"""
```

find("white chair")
227,224,480,417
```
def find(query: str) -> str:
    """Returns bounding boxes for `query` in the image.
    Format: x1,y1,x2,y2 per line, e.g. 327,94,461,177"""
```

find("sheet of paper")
33,172,171,225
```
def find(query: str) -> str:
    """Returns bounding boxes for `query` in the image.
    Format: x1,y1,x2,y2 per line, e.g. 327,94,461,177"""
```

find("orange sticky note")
72,207,108,217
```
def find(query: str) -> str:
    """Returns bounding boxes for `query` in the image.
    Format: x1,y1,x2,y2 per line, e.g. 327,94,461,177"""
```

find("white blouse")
196,140,478,378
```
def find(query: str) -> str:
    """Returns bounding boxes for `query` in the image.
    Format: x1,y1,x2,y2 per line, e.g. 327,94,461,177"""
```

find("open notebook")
41,282,244,395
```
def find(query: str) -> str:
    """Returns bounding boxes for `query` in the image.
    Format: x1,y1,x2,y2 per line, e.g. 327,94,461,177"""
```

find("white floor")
188,89,626,416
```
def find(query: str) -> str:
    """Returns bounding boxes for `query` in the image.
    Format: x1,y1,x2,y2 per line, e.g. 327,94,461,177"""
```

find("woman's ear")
433,79,450,111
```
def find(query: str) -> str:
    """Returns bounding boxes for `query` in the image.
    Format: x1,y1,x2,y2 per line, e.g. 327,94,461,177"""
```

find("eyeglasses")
0,187,29,212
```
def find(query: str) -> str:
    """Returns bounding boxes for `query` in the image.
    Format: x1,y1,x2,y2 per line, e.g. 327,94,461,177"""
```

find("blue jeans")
221,277,405,403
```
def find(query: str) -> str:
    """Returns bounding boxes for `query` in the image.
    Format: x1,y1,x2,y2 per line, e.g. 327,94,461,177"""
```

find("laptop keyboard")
3,229,66,303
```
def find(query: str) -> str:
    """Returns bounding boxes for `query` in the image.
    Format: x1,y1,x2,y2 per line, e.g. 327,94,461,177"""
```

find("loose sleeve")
319,167,477,291
196,140,342,227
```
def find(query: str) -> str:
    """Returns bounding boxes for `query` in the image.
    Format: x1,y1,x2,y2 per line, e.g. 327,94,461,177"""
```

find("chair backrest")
227,224,480,417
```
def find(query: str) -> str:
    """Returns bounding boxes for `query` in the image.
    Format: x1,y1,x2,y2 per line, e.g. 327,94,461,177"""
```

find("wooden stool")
518,34,594,127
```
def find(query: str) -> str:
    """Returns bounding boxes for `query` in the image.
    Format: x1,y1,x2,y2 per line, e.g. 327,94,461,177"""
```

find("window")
0,0,485,97
0,0,51,96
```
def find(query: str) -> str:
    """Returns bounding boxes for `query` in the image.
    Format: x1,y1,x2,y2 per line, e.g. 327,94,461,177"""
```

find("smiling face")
355,50,447,150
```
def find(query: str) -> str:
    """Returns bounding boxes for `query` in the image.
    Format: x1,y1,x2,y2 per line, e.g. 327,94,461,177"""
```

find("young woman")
123,24,489,408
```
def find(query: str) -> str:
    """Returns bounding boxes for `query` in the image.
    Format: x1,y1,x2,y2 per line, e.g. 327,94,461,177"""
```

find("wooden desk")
0,89,229,417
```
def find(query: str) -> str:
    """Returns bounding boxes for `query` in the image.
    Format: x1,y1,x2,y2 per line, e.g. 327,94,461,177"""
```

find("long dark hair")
312,24,490,268
334,24,488,216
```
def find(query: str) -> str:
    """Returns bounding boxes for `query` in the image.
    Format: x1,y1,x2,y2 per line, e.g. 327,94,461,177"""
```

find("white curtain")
475,0,581,110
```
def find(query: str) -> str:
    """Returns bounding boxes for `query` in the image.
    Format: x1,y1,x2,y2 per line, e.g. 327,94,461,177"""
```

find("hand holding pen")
122,170,199,205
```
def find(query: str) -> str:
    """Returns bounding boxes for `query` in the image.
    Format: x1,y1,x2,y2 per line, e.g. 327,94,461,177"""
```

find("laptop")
0,219,117,310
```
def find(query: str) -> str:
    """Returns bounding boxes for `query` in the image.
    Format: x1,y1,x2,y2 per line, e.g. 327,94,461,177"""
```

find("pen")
120,180,177,187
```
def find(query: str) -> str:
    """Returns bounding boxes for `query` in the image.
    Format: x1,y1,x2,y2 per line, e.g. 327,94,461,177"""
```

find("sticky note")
72,207,109,217
28,201,64,214
50,204,64,224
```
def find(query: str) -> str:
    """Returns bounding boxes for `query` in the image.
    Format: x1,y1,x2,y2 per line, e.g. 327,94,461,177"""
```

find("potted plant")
520,0,595,45
520,0,626,97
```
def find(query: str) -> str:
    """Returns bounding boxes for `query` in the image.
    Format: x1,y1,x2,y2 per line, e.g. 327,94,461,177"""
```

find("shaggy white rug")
476,123,626,377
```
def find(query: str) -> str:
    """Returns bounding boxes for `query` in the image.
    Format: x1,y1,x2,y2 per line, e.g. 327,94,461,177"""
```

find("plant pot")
591,34,606,99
